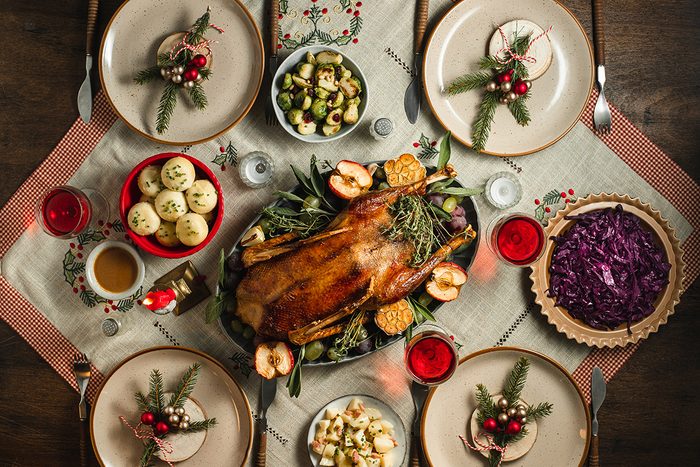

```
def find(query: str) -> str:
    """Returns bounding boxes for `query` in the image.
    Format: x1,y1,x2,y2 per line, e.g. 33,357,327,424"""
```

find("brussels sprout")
314,87,330,99
342,69,352,79
294,90,312,110
297,62,315,80
343,104,359,124
322,124,341,136
329,91,344,108
345,97,361,108
339,76,361,98
326,108,343,125
315,64,335,83
282,72,293,89
292,74,312,88
317,79,338,92
306,51,317,65
298,121,317,135
276,92,293,111
316,51,343,65
310,98,328,121
287,108,304,125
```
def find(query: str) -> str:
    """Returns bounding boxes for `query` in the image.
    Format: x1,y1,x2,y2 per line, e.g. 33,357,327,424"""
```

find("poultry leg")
242,227,352,268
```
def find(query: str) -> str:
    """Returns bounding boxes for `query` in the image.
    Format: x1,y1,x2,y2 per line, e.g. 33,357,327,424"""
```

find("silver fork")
592,0,611,134
265,0,280,126
73,353,91,421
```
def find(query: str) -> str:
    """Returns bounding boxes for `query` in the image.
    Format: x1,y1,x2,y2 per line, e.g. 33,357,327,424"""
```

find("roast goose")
234,165,476,345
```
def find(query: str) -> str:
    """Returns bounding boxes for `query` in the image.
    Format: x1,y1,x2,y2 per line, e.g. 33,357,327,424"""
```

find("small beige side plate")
90,346,253,466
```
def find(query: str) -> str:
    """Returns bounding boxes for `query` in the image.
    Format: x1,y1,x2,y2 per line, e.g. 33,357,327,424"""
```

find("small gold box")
150,261,211,315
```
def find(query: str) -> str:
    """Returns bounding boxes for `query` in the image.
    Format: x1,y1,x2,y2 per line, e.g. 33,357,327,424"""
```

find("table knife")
77,0,99,123
410,381,430,467
403,0,429,124
589,366,606,467
257,378,277,466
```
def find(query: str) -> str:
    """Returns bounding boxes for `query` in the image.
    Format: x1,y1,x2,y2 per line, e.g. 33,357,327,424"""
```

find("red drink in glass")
36,186,92,238
488,213,545,267
405,329,458,385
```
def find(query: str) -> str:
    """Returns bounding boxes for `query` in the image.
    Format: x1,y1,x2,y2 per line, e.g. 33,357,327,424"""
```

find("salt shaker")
369,117,395,141
238,151,275,188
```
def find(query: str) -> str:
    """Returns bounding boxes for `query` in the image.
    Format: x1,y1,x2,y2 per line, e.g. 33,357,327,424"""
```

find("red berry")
322,8,328,14
284,33,291,39
221,165,226,171
483,418,498,432
104,307,109,313
183,67,199,82
534,199,540,205
80,285,86,291
354,10,360,16
97,220,104,226
111,305,117,310
507,69,515,75
277,44,282,49
219,146,225,152
312,0,317,2
78,277,84,283
77,253,83,259
431,141,437,146
154,421,169,435
346,8,352,13
303,10,309,16
108,300,113,304
106,222,113,229
77,245,83,250
505,420,522,435
352,38,358,44
560,191,567,198
333,114,341,122
568,188,575,195
343,29,349,35
137,300,143,305
140,411,156,425
70,243,75,248
73,288,78,294
545,207,551,213
357,1,363,6
278,13,283,19
565,198,571,203
413,142,420,148
103,230,110,236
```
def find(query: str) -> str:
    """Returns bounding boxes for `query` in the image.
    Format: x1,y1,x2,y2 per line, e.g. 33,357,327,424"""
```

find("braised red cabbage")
548,205,670,331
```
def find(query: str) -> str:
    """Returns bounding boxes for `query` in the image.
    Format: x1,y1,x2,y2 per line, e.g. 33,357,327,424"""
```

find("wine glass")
404,323,459,386
35,186,110,239
486,212,546,267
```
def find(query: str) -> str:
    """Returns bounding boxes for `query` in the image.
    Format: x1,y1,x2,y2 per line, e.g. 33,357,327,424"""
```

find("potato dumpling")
127,202,160,236
139,193,155,204
137,165,165,197
176,213,209,246
155,189,188,222
200,210,215,224
155,221,180,247
185,179,218,214
161,157,196,191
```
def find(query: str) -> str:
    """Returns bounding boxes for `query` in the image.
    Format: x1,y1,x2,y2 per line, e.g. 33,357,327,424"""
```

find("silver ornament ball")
506,91,518,102
163,406,175,416
497,412,509,425
519,416,528,424
506,407,517,418
171,74,183,84
485,81,498,92
181,414,190,423
173,65,185,75
179,421,190,430
183,80,195,89
500,81,512,92
168,414,180,425
499,97,509,105
515,404,526,412
174,407,186,416
516,408,527,419
497,397,509,410
524,80,532,90
160,67,172,79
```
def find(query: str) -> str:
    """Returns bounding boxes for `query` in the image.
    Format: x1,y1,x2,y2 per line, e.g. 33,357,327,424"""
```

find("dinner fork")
264,0,280,126
73,352,91,421
592,0,611,134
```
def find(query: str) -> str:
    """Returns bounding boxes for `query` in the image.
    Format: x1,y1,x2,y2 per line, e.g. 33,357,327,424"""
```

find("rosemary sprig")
262,206,331,238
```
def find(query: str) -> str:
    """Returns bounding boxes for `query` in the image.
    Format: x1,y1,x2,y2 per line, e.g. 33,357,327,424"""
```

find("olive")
418,292,433,307
230,319,244,334
327,347,341,361
355,339,373,354
442,196,458,213
374,166,386,179
377,182,390,190
303,195,321,210
357,325,369,341
304,340,325,361
242,325,255,340
258,218,272,234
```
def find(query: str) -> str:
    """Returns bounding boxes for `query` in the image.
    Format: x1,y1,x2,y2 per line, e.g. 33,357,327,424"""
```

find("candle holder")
484,171,522,210
144,261,210,315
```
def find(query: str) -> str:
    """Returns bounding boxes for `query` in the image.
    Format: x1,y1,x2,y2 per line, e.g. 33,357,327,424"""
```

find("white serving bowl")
271,45,368,143
85,240,146,300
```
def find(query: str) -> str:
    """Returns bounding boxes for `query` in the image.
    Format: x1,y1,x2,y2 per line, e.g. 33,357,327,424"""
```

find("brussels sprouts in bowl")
272,46,368,143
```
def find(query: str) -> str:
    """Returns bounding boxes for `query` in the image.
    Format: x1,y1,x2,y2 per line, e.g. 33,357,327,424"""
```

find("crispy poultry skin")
234,168,474,343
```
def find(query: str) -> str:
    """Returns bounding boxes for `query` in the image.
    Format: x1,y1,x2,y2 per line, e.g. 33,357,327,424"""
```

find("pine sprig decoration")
471,91,499,152
134,66,162,85
502,356,529,404
508,91,531,125
156,82,178,134
526,401,554,421
186,418,218,433
187,82,208,111
168,363,201,408
140,439,158,467
134,392,150,412
475,384,497,425
446,71,493,96
188,9,212,46
148,369,165,414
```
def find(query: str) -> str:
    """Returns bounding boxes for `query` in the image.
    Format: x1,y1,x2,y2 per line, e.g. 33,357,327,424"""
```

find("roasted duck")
235,165,476,345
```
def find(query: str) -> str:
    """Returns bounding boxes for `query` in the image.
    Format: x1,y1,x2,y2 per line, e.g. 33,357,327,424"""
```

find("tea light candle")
484,172,522,210
143,289,177,315
238,151,274,188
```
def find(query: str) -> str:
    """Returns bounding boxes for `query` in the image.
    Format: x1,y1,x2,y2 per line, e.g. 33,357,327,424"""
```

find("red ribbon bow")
495,25,553,65
120,416,175,467
459,433,509,467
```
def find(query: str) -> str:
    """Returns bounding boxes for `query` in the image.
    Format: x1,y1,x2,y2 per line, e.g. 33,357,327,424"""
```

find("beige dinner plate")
530,193,685,348
421,347,590,466
99,0,263,145
90,346,253,466
423,0,594,156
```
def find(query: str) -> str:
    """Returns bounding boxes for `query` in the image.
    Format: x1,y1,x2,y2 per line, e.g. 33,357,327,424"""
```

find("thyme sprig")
332,310,367,360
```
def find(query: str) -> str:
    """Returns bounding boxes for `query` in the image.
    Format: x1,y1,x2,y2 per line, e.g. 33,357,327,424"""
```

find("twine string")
119,416,175,467
459,433,509,467
168,23,225,63
495,25,553,65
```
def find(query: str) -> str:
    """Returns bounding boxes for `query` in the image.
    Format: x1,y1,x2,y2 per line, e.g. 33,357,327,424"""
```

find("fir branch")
502,356,529,406
140,439,158,467
446,71,493,96
526,401,554,421
508,92,531,126
168,363,201,408
198,67,212,80
157,53,172,67
134,66,162,85
187,82,208,111
478,55,501,71
148,369,165,414
188,10,211,45
475,384,497,425
186,418,218,433
155,83,178,134
471,90,499,153
134,392,150,412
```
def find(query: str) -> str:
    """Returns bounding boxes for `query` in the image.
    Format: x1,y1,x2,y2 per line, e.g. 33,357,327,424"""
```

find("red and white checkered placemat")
0,90,697,404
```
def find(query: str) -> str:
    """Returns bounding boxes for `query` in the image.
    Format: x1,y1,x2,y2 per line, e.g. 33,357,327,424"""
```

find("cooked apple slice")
254,341,294,379
328,160,372,200
425,262,468,302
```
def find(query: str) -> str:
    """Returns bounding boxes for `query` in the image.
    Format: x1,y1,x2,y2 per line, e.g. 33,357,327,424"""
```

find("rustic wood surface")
0,1,698,465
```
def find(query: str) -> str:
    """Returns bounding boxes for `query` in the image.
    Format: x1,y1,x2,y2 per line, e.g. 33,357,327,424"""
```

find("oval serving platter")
216,162,481,366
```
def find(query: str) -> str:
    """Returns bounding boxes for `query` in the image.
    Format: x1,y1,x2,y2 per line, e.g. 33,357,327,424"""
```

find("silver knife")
404,0,429,124
257,378,277,466
77,0,99,123
410,381,430,466
589,366,606,467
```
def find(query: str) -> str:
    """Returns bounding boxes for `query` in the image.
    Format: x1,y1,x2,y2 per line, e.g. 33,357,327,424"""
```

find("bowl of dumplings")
119,153,224,258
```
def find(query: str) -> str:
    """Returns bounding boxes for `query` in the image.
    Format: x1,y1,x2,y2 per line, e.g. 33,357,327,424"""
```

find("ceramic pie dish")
90,346,253,466
423,0,594,156
99,0,263,145
530,193,685,348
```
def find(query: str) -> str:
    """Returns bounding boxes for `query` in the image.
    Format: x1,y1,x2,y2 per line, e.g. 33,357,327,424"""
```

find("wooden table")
1,1,698,465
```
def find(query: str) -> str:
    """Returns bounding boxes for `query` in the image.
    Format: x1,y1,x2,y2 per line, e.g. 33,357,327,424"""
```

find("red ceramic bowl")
120,153,224,258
